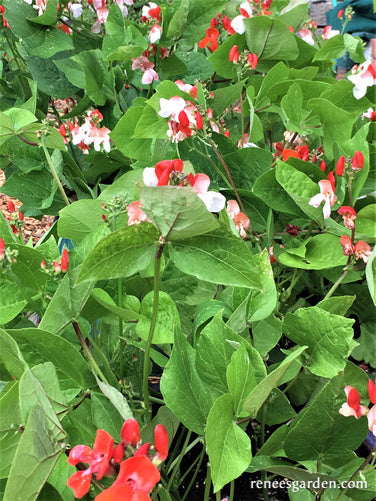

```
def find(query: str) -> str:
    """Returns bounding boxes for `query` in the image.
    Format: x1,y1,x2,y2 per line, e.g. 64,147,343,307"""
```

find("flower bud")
121,418,140,447
336,156,345,176
351,151,364,171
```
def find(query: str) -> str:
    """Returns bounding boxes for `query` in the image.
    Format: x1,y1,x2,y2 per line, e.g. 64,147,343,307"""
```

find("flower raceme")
67,419,169,500
308,179,337,219
142,160,226,213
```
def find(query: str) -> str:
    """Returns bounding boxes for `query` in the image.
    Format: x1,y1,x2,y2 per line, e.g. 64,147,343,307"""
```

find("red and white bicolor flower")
354,240,372,264
340,235,355,256
143,160,226,213
348,60,376,99
298,28,315,46
361,108,376,121
230,1,253,34
126,201,150,226
71,109,111,154
149,24,162,43
339,386,368,419
308,179,337,219
322,25,340,40
338,206,357,229
142,2,161,21
132,56,159,85
226,200,251,238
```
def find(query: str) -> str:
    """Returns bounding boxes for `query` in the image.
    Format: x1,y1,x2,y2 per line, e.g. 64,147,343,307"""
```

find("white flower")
149,24,162,43
69,3,83,17
230,15,247,35
159,96,186,119
142,68,159,85
322,26,340,40
143,167,159,187
308,179,337,219
347,61,376,99
298,28,314,46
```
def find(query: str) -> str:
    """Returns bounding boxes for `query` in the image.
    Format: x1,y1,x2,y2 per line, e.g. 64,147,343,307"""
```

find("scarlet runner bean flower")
322,25,340,39
361,108,376,121
231,1,253,34
67,429,114,499
308,179,337,219
61,249,70,273
340,235,355,256
131,56,159,85
226,200,250,239
339,386,368,419
0,238,5,260
354,241,372,263
198,27,220,51
351,151,364,171
142,2,161,22
336,155,345,176
126,201,150,226
347,60,376,99
149,24,162,43
338,206,357,229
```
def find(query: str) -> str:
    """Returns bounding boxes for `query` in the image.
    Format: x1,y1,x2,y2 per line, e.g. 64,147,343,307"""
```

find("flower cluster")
348,60,376,100
308,179,337,219
142,159,226,212
90,0,133,33
339,380,376,439
41,248,70,274
339,236,372,263
67,418,168,500
226,200,250,239
6,201,24,237
132,52,159,85
231,0,272,35
142,2,162,43
229,45,258,69
0,237,18,266
59,109,111,154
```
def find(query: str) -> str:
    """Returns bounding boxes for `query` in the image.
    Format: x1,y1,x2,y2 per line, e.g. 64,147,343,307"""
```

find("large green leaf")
0,383,23,479
0,329,28,380
0,280,27,325
242,346,307,416
3,405,62,501
283,371,368,461
28,0,59,25
169,226,263,289
140,186,219,240
136,291,180,344
57,200,105,242
206,393,252,492
78,223,159,282
8,328,95,390
283,307,356,378
160,330,219,434
366,246,376,306
244,16,298,63
226,343,257,417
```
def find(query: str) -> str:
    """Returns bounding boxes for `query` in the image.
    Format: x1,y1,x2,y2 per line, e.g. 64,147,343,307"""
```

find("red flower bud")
337,9,344,18
8,200,15,213
195,112,204,130
351,151,364,171
368,379,376,404
18,212,24,221
61,249,69,272
229,45,240,63
247,53,258,69
40,260,46,270
0,237,5,260
336,155,345,176
112,443,124,464
154,424,169,461
121,418,140,447
319,160,326,172
178,110,190,128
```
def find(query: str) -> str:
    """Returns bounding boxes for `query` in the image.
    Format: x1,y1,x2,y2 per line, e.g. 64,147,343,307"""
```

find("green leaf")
275,234,348,270
283,307,356,377
91,393,124,440
169,226,263,289
39,268,95,333
226,344,257,417
247,250,277,322
0,280,27,324
253,169,302,216
3,405,62,501
140,186,219,241
262,389,297,425
366,246,376,306
316,296,356,315
313,34,346,61
3,108,37,131
96,380,133,422
58,200,105,242
283,372,368,461
307,98,358,156
2,0,39,38
206,393,252,492
166,0,189,39
0,383,23,479
244,16,298,63
133,106,168,139
280,83,311,133
26,56,79,98
53,57,86,89
242,346,307,416
136,291,180,344
71,50,110,105
252,315,282,355
90,288,141,321
78,223,159,282
26,28,74,58
103,9,147,61
180,0,228,46
46,454,75,501
0,329,28,380
8,328,95,390
356,205,376,241
160,330,218,434
28,0,59,25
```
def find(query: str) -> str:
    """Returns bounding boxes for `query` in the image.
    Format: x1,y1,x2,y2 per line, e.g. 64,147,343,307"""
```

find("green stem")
168,436,202,472
72,321,109,384
229,480,235,501
335,447,376,501
261,405,270,501
142,242,164,422
237,72,245,146
181,446,206,501
118,278,124,377
323,265,350,300
41,134,70,206
166,430,192,492
204,464,212,501
216,490,221,501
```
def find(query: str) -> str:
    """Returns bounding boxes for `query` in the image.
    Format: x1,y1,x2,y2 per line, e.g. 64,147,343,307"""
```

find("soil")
0,169,54,245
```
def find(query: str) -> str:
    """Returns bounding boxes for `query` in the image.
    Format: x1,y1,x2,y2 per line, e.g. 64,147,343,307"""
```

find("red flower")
95,456,161,501
154,159,184,185
339,386,368,419
67,430,114,499
338,206,357,229
0,237,5,260
336,155,345,176
282,148,299,161
247,53,258,69
229,45,240,63
61,249,69,272
340,235,355,256
126,201,150,226
354,240,372,263
198,28,219,52
368,379,376,405
352,151,364,171
154,425,169,462
327,170,336,192
121,419,141,447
